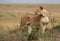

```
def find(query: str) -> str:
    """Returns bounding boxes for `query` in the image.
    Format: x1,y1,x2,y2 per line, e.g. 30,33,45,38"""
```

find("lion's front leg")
42,25,46,33
40,23,46,33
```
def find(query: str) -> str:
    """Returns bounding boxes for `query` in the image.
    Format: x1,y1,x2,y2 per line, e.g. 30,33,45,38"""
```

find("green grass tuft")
0,25,60,41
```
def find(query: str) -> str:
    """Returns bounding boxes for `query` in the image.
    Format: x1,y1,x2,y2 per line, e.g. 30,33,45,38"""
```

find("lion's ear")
39,6,43,10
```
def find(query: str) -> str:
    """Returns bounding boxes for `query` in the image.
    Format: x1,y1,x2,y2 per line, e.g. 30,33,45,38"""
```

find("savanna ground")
0,4,60,41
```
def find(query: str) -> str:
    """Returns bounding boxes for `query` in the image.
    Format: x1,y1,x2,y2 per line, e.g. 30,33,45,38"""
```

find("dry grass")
0,4,60,41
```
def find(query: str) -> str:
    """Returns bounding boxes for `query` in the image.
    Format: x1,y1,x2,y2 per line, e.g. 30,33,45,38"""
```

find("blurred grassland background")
0,4,60,41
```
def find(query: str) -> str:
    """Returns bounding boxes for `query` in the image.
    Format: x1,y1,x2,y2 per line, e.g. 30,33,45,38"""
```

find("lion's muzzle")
41,17,49,24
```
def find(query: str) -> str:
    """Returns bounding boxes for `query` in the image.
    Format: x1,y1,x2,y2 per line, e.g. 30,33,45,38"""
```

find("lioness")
20,6,50,34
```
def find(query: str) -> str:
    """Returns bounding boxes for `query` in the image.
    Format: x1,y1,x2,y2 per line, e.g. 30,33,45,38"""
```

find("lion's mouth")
41,17,49,24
